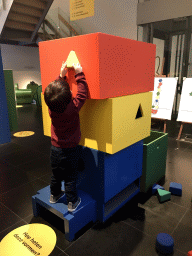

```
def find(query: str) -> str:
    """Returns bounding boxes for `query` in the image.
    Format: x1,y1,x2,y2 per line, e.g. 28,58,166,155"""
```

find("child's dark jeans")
50,145,81,204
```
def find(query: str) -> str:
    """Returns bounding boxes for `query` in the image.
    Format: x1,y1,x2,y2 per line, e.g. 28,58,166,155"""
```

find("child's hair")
44,78,72,113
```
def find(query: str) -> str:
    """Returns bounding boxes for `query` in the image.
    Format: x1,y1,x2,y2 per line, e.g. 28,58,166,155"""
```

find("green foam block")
157,189,171,203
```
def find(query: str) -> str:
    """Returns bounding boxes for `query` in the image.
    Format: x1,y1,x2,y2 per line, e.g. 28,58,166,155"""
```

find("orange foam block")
39,32,156,99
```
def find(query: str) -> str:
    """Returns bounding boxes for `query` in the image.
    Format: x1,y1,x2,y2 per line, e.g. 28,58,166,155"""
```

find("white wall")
0,44,40,71
13,71,41,89
49,0,138,40
0,44,41,89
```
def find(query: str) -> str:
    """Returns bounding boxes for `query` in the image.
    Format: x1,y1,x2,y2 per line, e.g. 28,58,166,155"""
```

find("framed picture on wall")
151,77,178,120
177,78,192,123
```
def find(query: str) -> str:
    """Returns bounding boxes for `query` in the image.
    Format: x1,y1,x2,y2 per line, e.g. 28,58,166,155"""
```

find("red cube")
39,32,156,99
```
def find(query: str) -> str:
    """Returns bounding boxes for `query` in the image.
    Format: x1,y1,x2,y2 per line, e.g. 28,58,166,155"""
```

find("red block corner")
39,32,156,99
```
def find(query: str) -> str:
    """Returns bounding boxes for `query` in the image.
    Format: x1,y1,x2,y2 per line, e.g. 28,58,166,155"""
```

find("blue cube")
152,184,165,195
77,140,143,222
169,182,182,196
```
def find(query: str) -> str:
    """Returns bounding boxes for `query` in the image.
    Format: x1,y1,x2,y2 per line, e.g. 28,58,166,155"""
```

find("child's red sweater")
48,72,88,148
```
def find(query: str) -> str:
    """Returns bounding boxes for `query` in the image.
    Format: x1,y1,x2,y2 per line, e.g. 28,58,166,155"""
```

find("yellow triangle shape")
66,51,80,68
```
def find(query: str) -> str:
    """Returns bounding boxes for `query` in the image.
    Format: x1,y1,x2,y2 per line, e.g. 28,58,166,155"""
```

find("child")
44,61,88,212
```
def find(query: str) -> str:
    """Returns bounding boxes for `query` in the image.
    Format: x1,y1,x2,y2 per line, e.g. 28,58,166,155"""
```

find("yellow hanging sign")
70,0,94,21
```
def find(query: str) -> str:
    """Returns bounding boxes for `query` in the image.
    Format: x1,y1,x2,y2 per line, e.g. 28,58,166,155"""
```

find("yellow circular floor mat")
0,224,57,256
13,131,35,137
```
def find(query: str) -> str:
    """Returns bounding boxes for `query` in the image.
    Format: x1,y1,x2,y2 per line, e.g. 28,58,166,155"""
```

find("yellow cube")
41,92,152,154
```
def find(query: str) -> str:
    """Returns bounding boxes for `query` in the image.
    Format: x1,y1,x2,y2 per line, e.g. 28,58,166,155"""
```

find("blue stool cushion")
156,233,174,254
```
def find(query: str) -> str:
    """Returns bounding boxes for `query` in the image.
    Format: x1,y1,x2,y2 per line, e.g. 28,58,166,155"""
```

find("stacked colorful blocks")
40,32,156,153
39,32,156,222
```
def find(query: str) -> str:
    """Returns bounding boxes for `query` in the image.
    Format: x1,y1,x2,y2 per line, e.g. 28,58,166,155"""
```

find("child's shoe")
49,190,65,203
68,197,81,212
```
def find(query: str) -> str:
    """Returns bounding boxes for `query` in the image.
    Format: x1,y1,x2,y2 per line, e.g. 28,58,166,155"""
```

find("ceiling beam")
30,0,55,43
14,0,47,10
8,12,40,25
0,38,38,47
12,3,43,17
5,20,36,32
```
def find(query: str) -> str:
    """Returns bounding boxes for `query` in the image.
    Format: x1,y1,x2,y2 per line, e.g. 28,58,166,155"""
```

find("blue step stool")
169,182,182,196
156,233,174,254
32,183,97,241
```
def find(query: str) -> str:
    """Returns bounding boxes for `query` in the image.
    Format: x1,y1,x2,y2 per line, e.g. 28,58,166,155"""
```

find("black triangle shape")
136,104,143,119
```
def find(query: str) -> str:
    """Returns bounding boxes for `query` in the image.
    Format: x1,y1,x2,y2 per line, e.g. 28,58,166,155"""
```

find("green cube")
3,70,18,131
140,131,168,192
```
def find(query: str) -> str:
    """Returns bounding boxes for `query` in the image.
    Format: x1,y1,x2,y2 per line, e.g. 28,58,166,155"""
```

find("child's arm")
72,63,87,112
55,61,68,81
55,62,88,112
60,61,68,78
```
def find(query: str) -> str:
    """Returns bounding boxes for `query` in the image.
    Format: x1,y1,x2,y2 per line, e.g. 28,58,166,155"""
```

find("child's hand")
72,63,83,74
60,61,68,78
